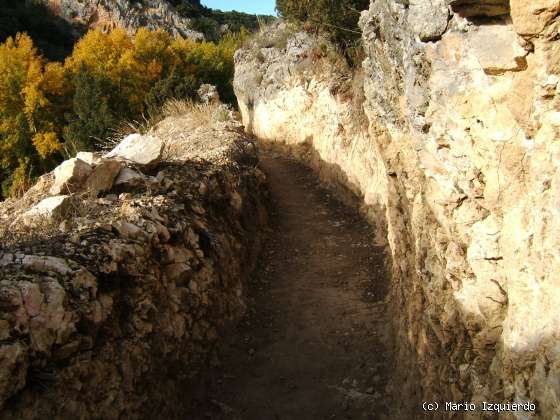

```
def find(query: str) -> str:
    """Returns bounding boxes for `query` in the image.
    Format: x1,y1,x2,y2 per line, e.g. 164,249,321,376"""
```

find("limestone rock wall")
0,112,267,418
43,0,204,39
234,2,560,417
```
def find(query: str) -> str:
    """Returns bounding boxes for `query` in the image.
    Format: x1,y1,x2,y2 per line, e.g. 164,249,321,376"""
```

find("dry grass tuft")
161,99,216,123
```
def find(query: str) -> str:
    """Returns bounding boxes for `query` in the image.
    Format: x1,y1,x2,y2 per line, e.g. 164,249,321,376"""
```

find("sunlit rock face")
43,0,204,39
234,2,560,417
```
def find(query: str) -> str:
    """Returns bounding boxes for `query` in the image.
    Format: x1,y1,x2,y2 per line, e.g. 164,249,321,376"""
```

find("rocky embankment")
0,103,267,418
235,1,560,418
43,0,204,39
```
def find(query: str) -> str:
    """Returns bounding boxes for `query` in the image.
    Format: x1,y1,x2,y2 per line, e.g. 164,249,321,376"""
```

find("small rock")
97,198,114,205
112,221,143,239
114,167,146,190
408,0,449,42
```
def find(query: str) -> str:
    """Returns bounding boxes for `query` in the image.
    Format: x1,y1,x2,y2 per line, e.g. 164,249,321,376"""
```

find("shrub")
63,68,118,156
276,0,369,61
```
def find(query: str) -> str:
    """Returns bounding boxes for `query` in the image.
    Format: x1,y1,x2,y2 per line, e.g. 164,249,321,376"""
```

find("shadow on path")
191,154,393,420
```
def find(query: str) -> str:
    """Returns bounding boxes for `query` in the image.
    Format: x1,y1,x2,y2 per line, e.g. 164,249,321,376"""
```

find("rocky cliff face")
43,0,204,39
234,1,560,417
0,104,267,418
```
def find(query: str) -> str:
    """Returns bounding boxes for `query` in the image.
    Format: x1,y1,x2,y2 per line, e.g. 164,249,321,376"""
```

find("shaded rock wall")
0,113,267,418
234,1,560,417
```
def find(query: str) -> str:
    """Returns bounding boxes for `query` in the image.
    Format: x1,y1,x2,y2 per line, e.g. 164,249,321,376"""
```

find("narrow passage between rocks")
193,154,394,420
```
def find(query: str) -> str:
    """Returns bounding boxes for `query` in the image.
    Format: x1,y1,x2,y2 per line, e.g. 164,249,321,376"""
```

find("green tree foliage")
63,68,118,156
276,0,369,53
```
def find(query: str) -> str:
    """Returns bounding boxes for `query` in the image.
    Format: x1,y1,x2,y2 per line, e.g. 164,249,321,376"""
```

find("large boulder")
50,158,92,195
104,134,164,168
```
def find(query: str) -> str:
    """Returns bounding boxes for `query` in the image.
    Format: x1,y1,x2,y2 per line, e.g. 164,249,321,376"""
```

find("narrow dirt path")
193,154,393,420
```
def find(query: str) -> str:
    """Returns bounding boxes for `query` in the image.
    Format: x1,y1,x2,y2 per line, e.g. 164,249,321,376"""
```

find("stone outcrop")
42,0,204,40
0,106,267,418
234,2,560,417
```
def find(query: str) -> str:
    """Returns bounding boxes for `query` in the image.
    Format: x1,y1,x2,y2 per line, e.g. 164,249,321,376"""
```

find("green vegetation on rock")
276,0,369,61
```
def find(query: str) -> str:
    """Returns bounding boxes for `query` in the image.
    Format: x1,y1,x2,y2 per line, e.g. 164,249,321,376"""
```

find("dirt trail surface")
192,154,395,420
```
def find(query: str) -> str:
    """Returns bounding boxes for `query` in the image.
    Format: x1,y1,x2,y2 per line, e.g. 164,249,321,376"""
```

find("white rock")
50,158,92,195
22,196,72,223
104,134,163,168
76,152,101,166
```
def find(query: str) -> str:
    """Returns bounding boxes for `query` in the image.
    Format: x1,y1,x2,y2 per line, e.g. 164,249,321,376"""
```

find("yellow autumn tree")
0,27,246,197
0,33,65,197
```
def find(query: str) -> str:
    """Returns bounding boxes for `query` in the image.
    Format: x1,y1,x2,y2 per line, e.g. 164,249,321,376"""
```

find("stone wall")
234,1,560,417
0,111,267,418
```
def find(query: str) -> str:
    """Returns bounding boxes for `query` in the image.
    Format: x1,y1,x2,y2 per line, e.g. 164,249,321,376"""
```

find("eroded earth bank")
0,105,268,419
